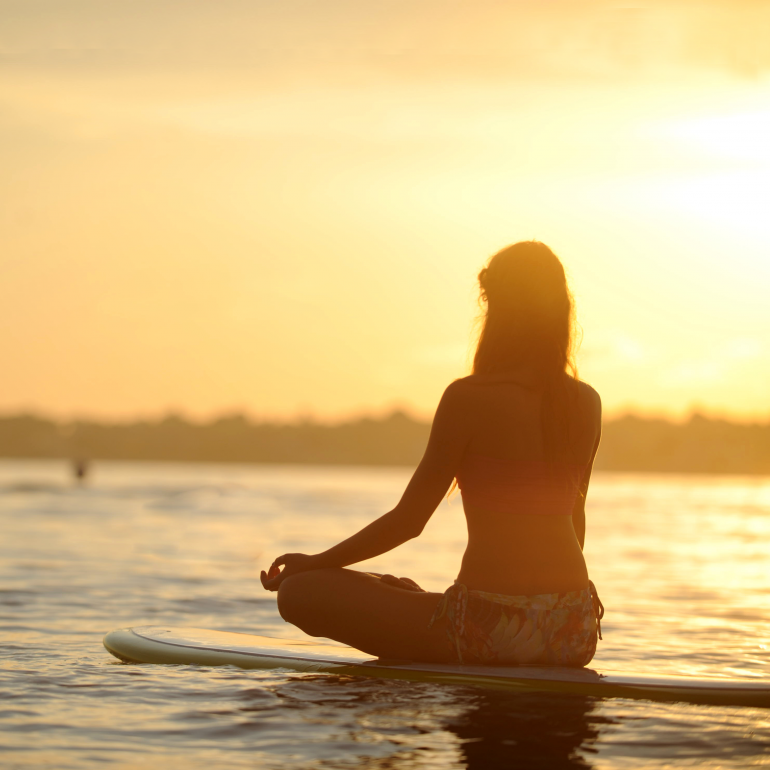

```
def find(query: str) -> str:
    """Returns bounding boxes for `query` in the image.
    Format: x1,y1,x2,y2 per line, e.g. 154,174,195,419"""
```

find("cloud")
2,0,770,83
660,337,764,387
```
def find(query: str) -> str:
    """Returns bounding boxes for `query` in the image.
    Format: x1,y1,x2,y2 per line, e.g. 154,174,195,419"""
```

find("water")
1,460,769,769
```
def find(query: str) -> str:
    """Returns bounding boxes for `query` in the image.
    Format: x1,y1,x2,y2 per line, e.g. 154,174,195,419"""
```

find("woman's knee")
276,573,306,623
277,572,327,633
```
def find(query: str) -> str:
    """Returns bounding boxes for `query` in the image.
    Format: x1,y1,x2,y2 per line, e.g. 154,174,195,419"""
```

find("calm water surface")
1,460,769,768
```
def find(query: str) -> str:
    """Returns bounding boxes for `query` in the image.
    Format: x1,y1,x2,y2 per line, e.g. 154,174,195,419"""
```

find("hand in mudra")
260,553,317,591
260,555,426,594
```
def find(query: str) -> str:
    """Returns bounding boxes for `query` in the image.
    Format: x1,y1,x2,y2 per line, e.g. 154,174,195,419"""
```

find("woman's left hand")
380,575,426,592
260,553,319,592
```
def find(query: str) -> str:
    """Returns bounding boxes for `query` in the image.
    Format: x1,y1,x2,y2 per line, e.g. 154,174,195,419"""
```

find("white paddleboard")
103,626,770,708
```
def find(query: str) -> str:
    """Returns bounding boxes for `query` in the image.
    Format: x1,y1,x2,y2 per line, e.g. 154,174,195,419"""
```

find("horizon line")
1,405,769,428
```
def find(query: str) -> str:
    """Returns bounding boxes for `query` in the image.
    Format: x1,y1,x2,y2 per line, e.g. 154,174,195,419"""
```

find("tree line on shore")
1,410,768,475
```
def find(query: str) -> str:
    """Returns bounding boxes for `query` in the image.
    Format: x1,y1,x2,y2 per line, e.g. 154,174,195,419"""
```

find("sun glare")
663,110,770,164
1,5,769,420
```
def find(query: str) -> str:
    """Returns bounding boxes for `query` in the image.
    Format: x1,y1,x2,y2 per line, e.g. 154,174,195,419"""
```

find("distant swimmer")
261,241,604,668
73,459,89,482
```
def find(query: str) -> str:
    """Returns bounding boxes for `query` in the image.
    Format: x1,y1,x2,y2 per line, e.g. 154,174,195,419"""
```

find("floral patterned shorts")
428,581,604,668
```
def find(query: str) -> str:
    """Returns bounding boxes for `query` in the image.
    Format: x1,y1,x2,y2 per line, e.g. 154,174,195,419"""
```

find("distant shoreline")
1,411,769,475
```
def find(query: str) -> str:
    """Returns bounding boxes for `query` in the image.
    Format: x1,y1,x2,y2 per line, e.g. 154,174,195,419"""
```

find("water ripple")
1,460,769,768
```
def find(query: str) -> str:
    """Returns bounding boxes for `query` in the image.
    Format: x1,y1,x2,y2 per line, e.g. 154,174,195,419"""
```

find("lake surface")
1,460,769,768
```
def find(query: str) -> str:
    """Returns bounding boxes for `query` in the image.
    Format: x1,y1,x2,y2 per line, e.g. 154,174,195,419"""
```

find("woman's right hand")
260,552,320,592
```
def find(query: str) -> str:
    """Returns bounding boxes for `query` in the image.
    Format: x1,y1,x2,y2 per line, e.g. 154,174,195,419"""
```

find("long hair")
472,241,580,466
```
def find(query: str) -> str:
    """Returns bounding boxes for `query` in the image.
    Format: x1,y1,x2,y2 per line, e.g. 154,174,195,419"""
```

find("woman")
261,241,603,667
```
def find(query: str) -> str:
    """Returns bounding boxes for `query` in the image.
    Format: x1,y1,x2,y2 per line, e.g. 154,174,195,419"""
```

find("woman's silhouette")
261,241,603,666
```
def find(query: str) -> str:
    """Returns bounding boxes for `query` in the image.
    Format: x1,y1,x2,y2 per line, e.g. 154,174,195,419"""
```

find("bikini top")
456,453,585,515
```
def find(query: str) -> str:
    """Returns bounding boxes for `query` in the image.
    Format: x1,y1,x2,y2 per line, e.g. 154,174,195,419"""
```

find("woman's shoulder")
448,374,480,390
573,379,602,434
452,372,539,391
574,379,602,412
440,376,476,404
442,373,602,412
442,374,503,400
434,376,487,420
439,374,537,422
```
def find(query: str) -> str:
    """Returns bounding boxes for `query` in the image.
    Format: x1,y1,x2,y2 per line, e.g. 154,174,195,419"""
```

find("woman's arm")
261,382,472,590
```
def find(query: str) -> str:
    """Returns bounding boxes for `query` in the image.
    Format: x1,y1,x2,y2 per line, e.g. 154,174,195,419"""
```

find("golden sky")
1,1,769,421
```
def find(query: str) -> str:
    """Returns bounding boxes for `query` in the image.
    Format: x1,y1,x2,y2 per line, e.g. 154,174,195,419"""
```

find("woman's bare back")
451,373,602,595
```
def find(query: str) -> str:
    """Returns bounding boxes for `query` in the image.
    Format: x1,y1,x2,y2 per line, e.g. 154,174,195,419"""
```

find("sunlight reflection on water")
0,460,769,768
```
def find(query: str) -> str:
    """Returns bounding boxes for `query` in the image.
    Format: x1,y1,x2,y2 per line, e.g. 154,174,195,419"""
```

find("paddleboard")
103,626,770,708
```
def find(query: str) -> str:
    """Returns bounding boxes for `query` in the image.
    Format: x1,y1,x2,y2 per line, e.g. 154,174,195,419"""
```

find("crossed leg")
276,568,454,663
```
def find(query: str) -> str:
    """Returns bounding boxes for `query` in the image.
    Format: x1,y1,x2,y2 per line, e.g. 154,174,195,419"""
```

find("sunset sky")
2,1,769,422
